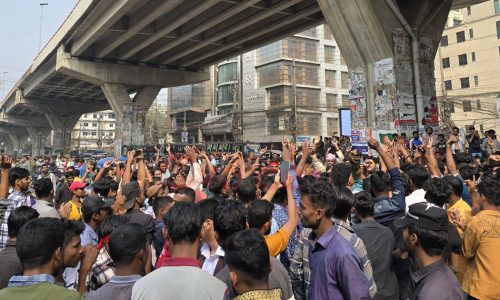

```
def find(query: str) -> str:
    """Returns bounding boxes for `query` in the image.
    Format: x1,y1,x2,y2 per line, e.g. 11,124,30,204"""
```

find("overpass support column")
7,134,20,156
27,127,51,157
101,84,160,157
45,114,81,155
319,0,452,133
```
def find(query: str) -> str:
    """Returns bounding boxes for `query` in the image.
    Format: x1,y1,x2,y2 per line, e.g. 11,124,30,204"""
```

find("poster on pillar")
122,103,148,147
373,58,397,130
349,70,368,129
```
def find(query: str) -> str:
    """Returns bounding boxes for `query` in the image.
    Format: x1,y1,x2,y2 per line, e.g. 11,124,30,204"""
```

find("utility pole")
437,43,452,134
38,3,49,52
231,80,242,142
289,57,298,143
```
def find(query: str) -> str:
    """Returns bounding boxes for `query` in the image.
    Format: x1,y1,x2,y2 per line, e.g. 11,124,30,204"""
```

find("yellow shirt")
68,200,83,221
448,198,472,238
461,210,500,299
265,228,290,257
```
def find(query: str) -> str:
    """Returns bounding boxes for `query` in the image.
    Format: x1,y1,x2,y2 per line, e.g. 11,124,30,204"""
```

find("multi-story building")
170,24,349,145
71,111,116,151
434,0,500,133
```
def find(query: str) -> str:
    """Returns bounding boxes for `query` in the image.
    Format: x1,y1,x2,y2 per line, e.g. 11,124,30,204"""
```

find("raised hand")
127,150,135,162
103,160,113,169
368,138,381,150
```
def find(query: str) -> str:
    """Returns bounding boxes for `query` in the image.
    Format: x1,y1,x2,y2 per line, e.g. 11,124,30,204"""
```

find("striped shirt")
0,191,35,249
289,218,377,299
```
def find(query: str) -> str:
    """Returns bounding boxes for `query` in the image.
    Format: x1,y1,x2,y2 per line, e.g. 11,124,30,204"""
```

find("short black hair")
64,171,74,178
299,179,336,218
33,178,54,198
477,179,500,206
225,229,270,285
370,171,391,194
406,165,430,189
63,220,85,247
214,200,247,249
442,176,463,197
92,180,111,197
16,218,64,270
197,198,219,221
109,223,147,266
354,191,375,218
8,167,30,186
331,163,352,188
237,177,257,205
333,187,354,219
406,223,448,256
7,206,39,238
459,166,480,181
98,215,128,240
152,196,173,217
423,178,453,207
209,175,227,195
163,201,203,244
247,200,274,229
176,187,196,202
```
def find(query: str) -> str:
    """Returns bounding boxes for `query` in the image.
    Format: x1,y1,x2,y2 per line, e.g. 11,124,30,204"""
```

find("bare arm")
261,171,282,202
94,160,112,183
368,139,397,170
295,142,310,177
201,151,216,178
424,141,442,177
446,136,459,176
279,175,299,237
0,156,12,199
122,150,135,186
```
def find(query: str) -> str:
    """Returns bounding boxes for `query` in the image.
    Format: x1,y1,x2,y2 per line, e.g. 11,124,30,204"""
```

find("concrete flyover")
0,0,487,156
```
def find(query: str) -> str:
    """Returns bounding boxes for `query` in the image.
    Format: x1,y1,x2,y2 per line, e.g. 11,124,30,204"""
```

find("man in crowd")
86,224,148,300
38,163,57,193
132,202,228,299
395,202,463,299
32,178,60,219
0,167,34,249
0,218,83,299
225,229,282,300
66,181,88,221
198,198,225,276
0,206,39,288
290,179,370,299
55,171,75,209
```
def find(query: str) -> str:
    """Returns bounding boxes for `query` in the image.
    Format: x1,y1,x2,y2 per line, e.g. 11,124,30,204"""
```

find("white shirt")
405,189,426,213
200,242,225,276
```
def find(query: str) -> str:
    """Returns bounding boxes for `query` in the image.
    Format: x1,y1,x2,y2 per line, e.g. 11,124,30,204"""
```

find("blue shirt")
81,222,98,246
307,226,370,300
373,168,406,227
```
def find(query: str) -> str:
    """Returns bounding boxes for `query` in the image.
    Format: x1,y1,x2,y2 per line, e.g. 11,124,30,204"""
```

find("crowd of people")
0,126,499,300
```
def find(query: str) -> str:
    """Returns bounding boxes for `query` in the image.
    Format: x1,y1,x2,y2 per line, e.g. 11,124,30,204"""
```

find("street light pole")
38,131,42,157
39,3,49,53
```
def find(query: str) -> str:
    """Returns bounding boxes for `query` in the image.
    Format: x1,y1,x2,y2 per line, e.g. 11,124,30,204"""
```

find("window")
93,114,97,119
474,75,479,86
268,86,319,107
460,77,470,88
217,85,233,105
91,131,97,136
324,46,336,64
442,57,450,68
476,99,481,110
469,28,474,39
441,35,448,46
325,70,336,88
109,113,115,119
497,21,500,39
456,31,465,43
326,93,337,108
495,0,500,14
467,6,471,16
296,113,320,135
341,72,349,89
92,123,97,127
445,80,452,90
218,63,237,83
83,132,88,136
327,117,339,136
453,19,462,26
463,100,472,112
84,114,89,118
471,52,476,62
458,54,468,66
257,61,318,87
83,122,88,127
342,94,350,107
109,123,114,128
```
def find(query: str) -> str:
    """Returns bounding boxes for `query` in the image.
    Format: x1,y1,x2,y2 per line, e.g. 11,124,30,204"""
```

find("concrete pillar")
101,84,160,156
45,113,81,155
319,0,452,133
7,134,19,155
27,127,51,157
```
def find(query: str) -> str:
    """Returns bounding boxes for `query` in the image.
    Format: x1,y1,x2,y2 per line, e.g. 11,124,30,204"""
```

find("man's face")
63,235,83,268
326,158,335,168
18,176,31,191
42,166,49,174
269,163,279,171
73,188,86,198
453,129,459,136
154,170,162,177
402,227,416,253
363,159,376,172
426,128,433,135
299,194,321,229
159,163,168,173
438,135,444,142
66,176,75,184
413,132,419,139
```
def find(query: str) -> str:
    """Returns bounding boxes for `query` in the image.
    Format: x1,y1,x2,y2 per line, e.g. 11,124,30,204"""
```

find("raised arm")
201,151,216,178
446,135,459,176
368,138,397,170
0,156,12,199
295,142,310,177
122,150,135,186
94,160,112,183
424,140,442,177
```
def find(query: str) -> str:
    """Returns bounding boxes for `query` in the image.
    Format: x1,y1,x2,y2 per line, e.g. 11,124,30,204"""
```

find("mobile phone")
134,149,143,158
280,161,290,183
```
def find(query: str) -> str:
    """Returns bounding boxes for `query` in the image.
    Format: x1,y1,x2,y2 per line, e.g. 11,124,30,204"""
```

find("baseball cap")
82,195,114,217
69,181,88,192
122,181,141,210
394,202,449,231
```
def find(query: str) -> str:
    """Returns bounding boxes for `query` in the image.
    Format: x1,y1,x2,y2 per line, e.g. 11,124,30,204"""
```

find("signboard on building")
181,131,188,143
351,128,372,155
